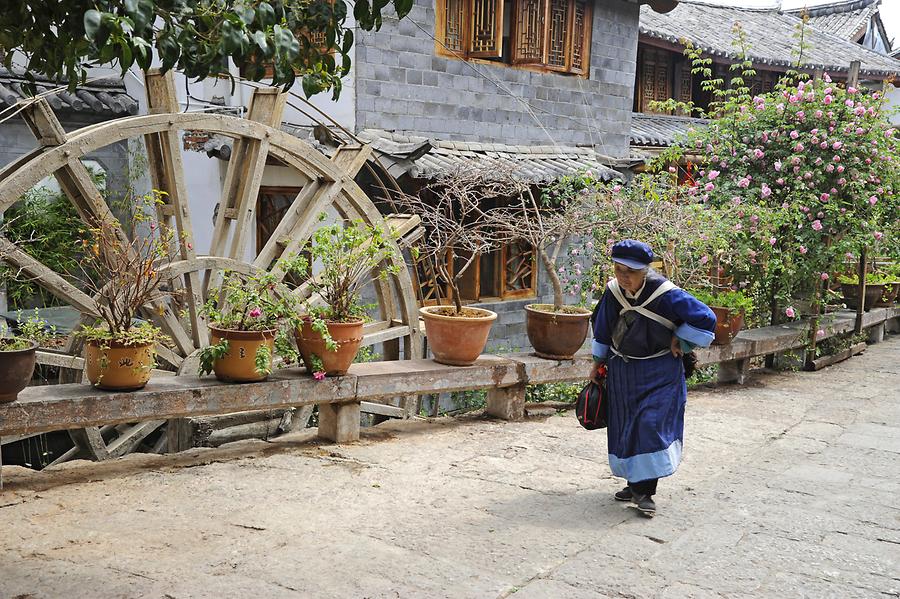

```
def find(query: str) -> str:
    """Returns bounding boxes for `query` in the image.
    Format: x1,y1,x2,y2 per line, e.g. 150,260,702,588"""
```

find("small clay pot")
525,304,591,360
841,283,885,311
0,339,38,403
85,340,155,391
295,318,364,376
709,306,745,346
209,326,276,383
420,306,497,366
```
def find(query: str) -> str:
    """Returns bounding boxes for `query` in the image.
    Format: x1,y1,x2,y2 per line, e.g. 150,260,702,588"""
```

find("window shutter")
440,0,468,54
512,0,547,65
568,0,590,75
678,61,692,104
469,0,504,58
546,0,571,70
639,49,671,113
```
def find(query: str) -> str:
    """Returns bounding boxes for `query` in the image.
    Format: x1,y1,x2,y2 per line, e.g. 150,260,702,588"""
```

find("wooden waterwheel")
0,70,422,464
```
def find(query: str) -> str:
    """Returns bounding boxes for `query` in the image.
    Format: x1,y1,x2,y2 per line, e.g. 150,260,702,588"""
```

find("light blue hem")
609,439,682,481
675,323,714,348
592,340,609,361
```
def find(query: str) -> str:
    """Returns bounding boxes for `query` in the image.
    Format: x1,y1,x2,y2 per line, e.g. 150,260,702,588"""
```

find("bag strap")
608,279,678,331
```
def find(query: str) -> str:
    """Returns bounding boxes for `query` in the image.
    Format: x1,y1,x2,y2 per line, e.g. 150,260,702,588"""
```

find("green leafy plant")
0,0,413,98
837,273,895,286
294,216,402,350
198,339,230,377
199,257,305,375
0,310,56,351
690,289,754,313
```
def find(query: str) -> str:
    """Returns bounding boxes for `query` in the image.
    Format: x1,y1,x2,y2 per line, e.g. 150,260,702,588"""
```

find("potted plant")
293,218,402,377
488,171,596,359
0,311,54,403
393,168,508,366
692,289,753,345
75,197,174,391
199,265,302,382
837,273,888,312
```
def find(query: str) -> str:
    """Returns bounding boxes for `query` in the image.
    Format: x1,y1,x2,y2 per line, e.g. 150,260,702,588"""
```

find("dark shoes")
632,493,656,517
614,486,633,502
614,486,656,517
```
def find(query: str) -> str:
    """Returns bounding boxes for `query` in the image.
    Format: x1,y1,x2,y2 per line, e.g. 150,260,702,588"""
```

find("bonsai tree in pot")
392,167,509,366
74,194,174,390
486,170,599,359
199,263,303,383
293,217,402,377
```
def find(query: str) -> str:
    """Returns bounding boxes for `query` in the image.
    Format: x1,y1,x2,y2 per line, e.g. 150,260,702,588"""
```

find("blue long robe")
591,274,716,483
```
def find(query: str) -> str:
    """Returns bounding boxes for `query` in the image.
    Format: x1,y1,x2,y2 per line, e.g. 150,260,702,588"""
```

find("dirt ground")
1,336,899,598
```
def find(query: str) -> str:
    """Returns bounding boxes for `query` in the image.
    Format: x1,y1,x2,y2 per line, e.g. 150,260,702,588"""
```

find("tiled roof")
639,1,900,78
630,113,707,147
357,129,622,182
0,69,139,117
785,0,878,41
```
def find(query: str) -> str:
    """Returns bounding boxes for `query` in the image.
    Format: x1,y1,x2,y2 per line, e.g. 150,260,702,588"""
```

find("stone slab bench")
1,307,897,452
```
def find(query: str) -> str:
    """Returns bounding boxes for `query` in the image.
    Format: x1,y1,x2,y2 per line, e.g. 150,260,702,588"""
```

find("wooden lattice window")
438,0,591,76
637,47,672,113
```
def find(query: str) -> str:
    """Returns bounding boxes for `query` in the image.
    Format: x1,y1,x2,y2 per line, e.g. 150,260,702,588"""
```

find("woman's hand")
589,361,607,384
670,335,684,358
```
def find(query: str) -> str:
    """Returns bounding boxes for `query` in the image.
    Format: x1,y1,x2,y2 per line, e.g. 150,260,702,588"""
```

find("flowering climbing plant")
661,74,900,322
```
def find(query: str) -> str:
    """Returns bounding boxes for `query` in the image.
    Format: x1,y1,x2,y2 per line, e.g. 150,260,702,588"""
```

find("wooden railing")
1,307,898,452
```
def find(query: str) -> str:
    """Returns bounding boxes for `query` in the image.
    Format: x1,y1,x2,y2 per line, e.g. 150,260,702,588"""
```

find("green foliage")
353,346,380,363
0,0,412,98
837,272,895,285
0,310,56,351
76,320,165,347
2,184,92,309
254,343,272,376
203,259,305,332
198,338,229,376
690,289,754,313
525,382,581,404
814,332,867,359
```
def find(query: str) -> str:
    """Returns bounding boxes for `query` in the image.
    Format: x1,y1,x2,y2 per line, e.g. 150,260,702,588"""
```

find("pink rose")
708,170,720,180
812,220,823,231
769,237,777,246
738,177,750,188
774,161,782,171
761,184,772,198
874,231,884,241
313,371,326,381
820,272,829,281
832,141,843,150
790,130,799,139
249,307,262,318
869,196,878,205
848,86,857,94
815,110,823,118
823,95,833,105
785,307,796,318
845,99,854,107
799,246,808,254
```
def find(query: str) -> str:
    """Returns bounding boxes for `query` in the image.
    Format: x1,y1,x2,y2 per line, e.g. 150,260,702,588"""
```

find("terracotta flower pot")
420,306,497,366
295,318,364,376
525,304,592,360
841,283,885,311
209,326,276,383
85,340,155,391
874,282,900,307
0,339,38,403
709,306,745,346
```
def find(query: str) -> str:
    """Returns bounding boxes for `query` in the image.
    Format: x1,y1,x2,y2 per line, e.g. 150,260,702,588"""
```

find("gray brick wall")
354,0,639,157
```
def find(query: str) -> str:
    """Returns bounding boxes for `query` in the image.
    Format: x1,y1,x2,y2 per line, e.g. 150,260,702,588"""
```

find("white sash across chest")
607,279,678,360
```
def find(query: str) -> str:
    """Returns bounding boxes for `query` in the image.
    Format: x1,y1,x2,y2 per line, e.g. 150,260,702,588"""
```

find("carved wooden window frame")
437,0,591,77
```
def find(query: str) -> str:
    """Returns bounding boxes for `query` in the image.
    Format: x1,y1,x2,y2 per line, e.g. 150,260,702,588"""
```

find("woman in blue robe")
589,240,716,517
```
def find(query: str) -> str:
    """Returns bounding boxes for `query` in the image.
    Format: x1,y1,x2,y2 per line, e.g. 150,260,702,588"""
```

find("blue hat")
611,240,654,270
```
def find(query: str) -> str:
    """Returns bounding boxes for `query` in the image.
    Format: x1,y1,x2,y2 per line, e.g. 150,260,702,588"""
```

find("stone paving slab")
0,336,899,598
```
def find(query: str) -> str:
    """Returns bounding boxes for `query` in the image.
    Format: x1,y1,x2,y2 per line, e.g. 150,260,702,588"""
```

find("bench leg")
867,322,885,344
318,402,360,443
486,384,526,421
886,317,900,334
717,358,749,385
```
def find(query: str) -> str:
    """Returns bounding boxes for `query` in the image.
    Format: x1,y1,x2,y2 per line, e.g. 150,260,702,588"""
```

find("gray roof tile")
630,113,707,147
785,0,878,41
0,68,138,116
640,1,900,78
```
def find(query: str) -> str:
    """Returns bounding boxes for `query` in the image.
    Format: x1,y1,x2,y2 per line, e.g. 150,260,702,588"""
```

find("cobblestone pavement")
1,336,898,599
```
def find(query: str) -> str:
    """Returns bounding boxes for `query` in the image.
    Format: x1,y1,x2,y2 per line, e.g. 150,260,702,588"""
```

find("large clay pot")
525,304,591,360
0,339,37,403
420,306,497,366
841,283,885,311
295,318,364,376
709,306,745,346
874,282,900,307
209,326,275,383
85,340,155,391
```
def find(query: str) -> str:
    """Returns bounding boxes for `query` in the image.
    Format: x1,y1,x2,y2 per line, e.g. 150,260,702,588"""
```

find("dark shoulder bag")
576,298,608,430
